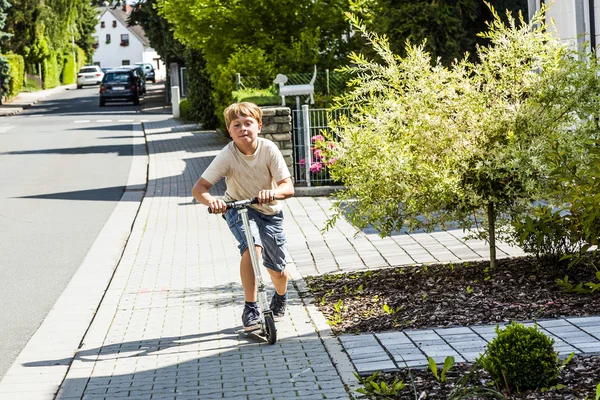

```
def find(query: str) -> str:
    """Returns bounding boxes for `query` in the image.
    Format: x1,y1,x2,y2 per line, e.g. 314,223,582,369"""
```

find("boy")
192,102,295,331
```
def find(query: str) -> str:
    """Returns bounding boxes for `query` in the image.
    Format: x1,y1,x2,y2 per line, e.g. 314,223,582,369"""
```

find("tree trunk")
488,201,497,269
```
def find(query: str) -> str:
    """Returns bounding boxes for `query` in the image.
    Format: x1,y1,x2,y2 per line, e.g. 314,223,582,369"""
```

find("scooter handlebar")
207,198,259,214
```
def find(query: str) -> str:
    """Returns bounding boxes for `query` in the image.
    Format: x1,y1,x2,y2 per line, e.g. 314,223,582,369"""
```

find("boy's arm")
257,177,295,204
192,177,227,214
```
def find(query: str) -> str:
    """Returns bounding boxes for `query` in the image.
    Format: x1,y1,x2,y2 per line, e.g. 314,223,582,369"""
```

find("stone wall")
260,106,295,182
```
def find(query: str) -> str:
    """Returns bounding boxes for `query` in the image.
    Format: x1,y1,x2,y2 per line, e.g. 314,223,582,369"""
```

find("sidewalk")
0,84,75,116
1,116,599,399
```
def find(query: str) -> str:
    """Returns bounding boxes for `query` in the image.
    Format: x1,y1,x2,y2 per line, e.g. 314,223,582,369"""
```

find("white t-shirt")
201,138,291,215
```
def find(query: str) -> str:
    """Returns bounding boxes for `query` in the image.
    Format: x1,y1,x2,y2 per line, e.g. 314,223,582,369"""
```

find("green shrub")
513,205,586,263
1,53,25,99
61,53,77,85
232,88,280,106
179,98,190,120
22,76,42,92
43,51,61,89
478,322,559,392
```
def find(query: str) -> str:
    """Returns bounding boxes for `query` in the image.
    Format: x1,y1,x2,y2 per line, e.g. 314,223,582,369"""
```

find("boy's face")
228,115,262,147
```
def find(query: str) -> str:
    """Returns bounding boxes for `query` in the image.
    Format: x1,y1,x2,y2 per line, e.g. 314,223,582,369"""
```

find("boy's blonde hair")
224,102,263,128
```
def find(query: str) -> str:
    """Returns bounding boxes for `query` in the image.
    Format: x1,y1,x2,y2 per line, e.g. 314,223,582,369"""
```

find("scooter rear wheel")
264,314,277,345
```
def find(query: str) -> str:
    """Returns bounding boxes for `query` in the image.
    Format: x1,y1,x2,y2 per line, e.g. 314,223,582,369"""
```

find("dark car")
120,65,147,94
135,62,156,83
99,69,144,106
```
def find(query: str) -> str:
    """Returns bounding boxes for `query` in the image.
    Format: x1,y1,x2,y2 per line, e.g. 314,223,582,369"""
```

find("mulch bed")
303,254,600,399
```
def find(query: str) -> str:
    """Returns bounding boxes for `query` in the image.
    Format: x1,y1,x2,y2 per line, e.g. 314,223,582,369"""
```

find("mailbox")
273,65,316,106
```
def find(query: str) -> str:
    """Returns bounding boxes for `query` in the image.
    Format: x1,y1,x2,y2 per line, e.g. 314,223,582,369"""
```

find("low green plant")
556,273,600,294
232,87,280,106
513,205,586,263
327,299,344,326
596,382,600,400
428,356,455,383
478,322,560,393
355,371,405,397
383,303,402,315
179,98,190,120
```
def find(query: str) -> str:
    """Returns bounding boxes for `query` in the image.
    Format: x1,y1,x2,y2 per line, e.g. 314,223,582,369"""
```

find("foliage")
323,6,600,268
0,0,11,43
428,356,455,383
232,88,280,107
478,322,560,392
355,371,405,397
129,0,185,65
179,98,190,121
61,52,76,85
513,205,587,263
3,52,24,98
181,47,218,129
42,51,61,89
353,0,528,66
211,46,277,128
21,75,41,92
157,0,357,127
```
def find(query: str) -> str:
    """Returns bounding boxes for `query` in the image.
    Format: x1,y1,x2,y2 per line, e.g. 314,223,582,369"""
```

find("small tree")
324,5,600,268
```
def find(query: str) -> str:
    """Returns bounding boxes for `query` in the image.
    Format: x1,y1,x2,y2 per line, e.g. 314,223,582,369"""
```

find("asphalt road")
0,83,167,379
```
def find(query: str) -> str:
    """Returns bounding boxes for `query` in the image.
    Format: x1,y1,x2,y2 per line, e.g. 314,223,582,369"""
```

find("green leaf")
428,356,440,380
441,356,455,382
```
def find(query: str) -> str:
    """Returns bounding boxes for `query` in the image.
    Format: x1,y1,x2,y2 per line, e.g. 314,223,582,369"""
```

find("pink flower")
299,158,306,167
309,162,323,173
313,149,323,160
327,157,338,166
312,135,325,144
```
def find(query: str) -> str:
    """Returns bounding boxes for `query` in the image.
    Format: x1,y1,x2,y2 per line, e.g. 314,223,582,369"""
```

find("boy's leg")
240,246,261,302
266,268,289,296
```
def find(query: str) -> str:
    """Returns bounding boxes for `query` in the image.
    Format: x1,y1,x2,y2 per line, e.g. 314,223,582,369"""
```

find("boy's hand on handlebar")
208,198,227,214
257,190,276,204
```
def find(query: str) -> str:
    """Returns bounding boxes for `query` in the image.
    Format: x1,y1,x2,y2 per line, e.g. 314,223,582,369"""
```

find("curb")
285,252,363,399
0,84,76,117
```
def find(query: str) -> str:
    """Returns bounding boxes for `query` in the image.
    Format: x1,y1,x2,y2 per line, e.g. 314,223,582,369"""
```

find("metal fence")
237,70,348,99
292,105,349,186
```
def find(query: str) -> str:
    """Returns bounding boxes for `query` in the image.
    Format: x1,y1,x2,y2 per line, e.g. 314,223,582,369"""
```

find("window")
112,20,117,28
100,21,105,28
122,60,130,66
120,34,129,47
106,34,111,44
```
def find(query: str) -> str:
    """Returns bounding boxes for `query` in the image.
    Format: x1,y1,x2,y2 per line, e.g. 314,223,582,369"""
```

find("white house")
91,3,165,79
529,0,600,52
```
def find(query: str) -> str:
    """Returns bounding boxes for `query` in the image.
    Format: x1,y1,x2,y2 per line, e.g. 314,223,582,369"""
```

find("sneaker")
270,293,287,321
242,304,260,332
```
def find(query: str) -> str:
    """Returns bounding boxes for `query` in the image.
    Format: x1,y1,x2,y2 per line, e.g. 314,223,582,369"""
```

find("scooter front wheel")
264,314,277,345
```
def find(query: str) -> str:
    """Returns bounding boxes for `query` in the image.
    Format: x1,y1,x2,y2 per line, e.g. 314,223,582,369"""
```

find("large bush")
478,322,560,392
61,53,76,85
322,7,600,268
43,51,62,89
182,48,218,129
3,52,24,98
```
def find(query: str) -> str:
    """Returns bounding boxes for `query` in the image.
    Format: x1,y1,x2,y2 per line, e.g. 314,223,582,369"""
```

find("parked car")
134,62,156,83
99,68,144,107
120,65,147,94
77,65,104,89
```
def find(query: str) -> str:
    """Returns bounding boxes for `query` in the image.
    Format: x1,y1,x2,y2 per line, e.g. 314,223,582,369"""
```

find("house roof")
99,6,150,47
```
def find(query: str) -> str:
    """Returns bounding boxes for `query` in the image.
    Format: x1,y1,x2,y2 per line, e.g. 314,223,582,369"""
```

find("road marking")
96,119,112,122
74,120,91,123
118,119,134,122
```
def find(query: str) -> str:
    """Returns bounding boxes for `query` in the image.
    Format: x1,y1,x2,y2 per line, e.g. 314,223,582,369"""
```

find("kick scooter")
208,198,277,345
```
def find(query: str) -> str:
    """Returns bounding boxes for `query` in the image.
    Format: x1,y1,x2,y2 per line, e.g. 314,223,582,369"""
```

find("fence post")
302,104,312,187
326,69,330,96
171,86,180,118
236,73,242,90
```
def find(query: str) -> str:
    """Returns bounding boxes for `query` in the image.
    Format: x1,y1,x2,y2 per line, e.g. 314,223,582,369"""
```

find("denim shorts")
224,207,287,272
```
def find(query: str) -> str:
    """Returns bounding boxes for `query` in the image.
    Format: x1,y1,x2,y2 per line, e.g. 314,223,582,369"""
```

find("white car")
77,66,104,89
